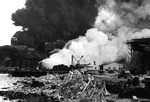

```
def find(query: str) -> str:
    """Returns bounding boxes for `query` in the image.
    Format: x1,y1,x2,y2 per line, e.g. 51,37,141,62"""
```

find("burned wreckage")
6,38,150,101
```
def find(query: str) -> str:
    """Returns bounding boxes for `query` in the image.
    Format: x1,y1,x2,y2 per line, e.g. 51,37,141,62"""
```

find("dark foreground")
0,91,150,102
0,91,50,102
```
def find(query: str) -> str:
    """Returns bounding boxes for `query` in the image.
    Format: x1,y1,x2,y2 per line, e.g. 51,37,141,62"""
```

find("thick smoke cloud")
42,0,150,69
12,0,97,53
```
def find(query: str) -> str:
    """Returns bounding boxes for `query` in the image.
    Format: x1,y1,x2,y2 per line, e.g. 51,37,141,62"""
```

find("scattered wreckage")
9,55,150,101
12,70,112,102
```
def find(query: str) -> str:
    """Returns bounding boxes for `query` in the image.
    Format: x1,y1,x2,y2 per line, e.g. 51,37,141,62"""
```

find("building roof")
127,38,150,44
127,38,150,52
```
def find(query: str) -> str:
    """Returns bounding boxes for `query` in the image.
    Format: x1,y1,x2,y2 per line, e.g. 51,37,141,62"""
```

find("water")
0,74,24,91
0,74,24,102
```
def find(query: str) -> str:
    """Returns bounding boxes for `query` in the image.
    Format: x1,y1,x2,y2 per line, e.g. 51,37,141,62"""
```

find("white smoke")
131,28,150,39
42,0,150,69
95,0,123,32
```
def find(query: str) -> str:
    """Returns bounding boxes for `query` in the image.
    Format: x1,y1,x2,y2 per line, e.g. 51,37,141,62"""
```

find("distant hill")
0,45,45,69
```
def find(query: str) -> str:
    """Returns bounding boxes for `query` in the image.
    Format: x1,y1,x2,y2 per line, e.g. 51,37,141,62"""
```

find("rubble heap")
12,70,111,102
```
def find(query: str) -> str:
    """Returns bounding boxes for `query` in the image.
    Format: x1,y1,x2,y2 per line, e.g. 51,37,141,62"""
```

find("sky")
0,0,25,46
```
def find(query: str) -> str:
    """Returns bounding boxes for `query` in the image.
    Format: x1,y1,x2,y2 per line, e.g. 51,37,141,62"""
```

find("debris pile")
3,70,150,102
12,70,111,102
56,70,110,102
